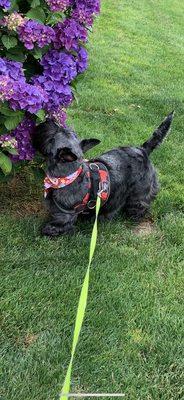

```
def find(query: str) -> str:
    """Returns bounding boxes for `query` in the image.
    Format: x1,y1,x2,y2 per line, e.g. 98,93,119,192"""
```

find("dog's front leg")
42,213,78,237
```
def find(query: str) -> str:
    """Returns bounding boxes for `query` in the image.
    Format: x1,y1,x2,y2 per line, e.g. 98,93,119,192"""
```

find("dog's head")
33,120,100,170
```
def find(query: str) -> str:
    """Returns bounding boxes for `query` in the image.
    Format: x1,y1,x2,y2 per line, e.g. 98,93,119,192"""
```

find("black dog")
33,112,174,237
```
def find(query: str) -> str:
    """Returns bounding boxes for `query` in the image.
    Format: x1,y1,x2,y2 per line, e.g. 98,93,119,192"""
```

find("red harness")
44,161,110,214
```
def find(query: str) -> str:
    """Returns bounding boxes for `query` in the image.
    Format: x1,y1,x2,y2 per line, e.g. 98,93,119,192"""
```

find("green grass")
1,0,184,399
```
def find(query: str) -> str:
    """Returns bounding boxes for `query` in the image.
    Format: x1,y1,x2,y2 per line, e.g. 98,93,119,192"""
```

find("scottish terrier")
33,111,174,237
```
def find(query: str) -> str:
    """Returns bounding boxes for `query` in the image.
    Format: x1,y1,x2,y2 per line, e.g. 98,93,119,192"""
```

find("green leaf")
46,11,64,26
60,197,101,400
0,151,12,175
2,35,18,50
33,47,43,60
26,7,46,23
0,103,19,117
4,113,24,131
70,81,78,91
31,0,40,7
9,0,19,11
6,147,18,155
0,116,7,131
73,90,79,105
36,109,46,122
6,52,25,62
0,10,4,19
6,43,26,62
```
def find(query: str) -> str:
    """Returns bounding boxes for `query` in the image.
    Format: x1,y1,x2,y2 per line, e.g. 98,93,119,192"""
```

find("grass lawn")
1,0,184,399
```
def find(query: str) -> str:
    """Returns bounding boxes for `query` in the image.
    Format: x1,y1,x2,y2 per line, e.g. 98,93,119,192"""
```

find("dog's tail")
142,111,174,155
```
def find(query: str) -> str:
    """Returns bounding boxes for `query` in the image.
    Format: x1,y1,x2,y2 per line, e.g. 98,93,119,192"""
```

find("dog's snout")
56,147,78,163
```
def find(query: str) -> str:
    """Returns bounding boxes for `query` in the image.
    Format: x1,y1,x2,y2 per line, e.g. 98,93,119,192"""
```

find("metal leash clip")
87,199,97,209
98,180,109,197
89,163,100,172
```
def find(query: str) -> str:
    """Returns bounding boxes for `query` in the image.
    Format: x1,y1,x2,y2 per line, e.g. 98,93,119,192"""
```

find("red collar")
44,161,110,214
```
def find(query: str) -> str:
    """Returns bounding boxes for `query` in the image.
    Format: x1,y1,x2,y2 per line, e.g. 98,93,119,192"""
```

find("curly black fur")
33,112,174,237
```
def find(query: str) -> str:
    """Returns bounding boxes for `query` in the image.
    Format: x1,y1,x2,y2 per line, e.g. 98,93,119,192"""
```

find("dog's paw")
42,224,61,237
41,224,74,237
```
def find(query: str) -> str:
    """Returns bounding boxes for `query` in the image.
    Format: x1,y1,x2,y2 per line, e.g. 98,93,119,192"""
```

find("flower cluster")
11,117,36,161
42,50,77,85
0,134,17,149
2,14,55,49
0,119,35,161
0,76,14,101
2,12,24,30
72,0,100,26
53,18,87,51
33,50,78,112
17,20,55,50
0,57,25,82
9,81,47,114
46,0,72,12
0,0,100,167
76,47,88,73
0,58,24,102
0,0,11,10
50,107,67,127
0,57,47,113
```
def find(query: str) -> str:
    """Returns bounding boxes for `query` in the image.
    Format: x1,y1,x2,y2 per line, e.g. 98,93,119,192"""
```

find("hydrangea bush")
0,0,100,174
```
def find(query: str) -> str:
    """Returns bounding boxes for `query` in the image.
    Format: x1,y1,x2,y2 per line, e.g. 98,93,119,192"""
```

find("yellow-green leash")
60,196,101,400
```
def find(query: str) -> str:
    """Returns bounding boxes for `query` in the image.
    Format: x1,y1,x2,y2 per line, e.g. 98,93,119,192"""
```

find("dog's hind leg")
124,174,159,222
124,199,151,222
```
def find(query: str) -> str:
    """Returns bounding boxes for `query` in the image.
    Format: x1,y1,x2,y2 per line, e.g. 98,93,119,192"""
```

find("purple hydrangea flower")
46,0,72,12
53,18,87,51
0,57,25,82
0,57,46,112
0,0,11,10
50,107,67,127
0,119,35,162
9,81,47,114
0,75,14,101
0,74,46,113
32,50,77,112
73,0,100,26
76,47,88,73
41,50,77,84
17,20,55,50
11,117,36,162
33,76,73,112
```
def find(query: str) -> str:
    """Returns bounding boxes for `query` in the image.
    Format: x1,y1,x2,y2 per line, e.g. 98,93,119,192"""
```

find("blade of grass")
60,197,101,400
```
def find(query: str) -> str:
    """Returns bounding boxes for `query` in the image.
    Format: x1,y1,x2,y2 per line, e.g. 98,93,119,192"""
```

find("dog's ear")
80,138,101,153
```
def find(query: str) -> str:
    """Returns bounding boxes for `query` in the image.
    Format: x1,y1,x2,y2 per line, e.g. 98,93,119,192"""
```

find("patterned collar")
44,166,83,198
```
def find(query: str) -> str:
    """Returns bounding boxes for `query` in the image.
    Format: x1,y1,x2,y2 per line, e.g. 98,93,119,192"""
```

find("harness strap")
52,197,76,215
88,162,110,209
45,161,110,215
74,162,110,213
88,164,100,209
